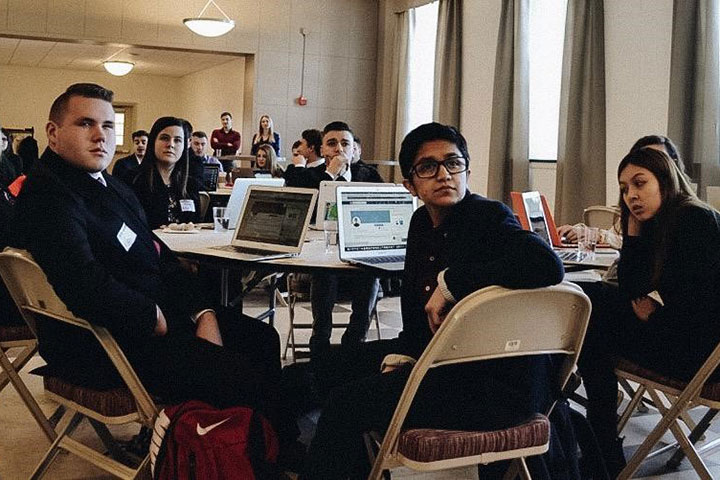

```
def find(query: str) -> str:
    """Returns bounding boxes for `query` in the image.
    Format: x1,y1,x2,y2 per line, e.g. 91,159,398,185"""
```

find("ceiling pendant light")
183,0,235,38
103,60,134,76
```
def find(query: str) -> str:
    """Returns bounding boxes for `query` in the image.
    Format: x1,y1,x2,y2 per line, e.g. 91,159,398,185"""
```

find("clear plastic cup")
213,207,229,232
578,226,599,259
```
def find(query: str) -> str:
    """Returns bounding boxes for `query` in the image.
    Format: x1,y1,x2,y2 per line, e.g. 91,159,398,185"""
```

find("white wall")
179,58,246,145
0,64,182,151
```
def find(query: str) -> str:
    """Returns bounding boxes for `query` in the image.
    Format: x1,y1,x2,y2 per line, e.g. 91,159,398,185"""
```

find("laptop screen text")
339,192,413,253
234,190,312,247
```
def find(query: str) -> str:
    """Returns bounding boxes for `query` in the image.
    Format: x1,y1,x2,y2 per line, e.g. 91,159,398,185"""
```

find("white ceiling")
0,36,244,78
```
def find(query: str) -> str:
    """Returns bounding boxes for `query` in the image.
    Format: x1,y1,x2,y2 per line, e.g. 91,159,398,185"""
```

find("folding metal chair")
366,281,591,479
0,248,158,479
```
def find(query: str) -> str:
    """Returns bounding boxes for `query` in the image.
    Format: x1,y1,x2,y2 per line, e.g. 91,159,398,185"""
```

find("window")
528,0,567,161
406,1,439,133
113,104,135,154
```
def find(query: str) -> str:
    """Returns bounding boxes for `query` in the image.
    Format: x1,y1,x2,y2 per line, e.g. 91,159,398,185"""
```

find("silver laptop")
311,181,387,230
211,186,317,261
518,191,618,268
225,178,285,229
336,185,417,272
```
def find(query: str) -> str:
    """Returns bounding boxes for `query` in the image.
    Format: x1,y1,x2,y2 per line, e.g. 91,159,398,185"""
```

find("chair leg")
666,408,719,469
0,346,56,442
518,457,533,480
30,410,83,480
618,384,646,434
88,418,140,466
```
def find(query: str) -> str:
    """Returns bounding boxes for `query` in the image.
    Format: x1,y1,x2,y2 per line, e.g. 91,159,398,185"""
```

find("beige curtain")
433,0,462,127
667,0,720,198
374,10,413,182
554,0,606,225
487,0,529,205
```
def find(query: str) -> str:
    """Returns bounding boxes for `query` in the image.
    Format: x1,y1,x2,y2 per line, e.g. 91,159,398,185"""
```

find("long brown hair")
136,116,190,197
617,147,705,286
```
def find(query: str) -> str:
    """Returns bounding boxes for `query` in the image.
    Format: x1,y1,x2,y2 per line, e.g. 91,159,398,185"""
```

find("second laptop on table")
336,185,417,272
211,185,317,261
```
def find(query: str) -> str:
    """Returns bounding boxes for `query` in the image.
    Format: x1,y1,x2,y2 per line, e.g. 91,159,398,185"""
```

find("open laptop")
210,186,317,261
225,178,285,229
311,181,388,230
202,164,220,191
511,191,618,267
336,185,417,272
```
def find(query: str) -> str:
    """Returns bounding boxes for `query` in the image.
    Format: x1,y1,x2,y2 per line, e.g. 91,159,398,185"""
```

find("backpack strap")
248,411,278,479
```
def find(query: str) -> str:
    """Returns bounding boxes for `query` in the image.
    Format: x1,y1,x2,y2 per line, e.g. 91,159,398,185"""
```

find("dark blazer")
111,154,140,184
250,132,281,156
283,162,330,189
13,148,210,383
350,159,383,183
130,168,202,229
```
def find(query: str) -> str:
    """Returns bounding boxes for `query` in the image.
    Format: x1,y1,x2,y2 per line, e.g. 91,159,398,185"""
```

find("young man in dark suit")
111,129,147,183
12,83,298,451
302,123,565,479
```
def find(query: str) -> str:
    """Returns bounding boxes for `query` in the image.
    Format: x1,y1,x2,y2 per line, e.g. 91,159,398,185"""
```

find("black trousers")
129,307,296,443
309,271,380,355
303,338,554,479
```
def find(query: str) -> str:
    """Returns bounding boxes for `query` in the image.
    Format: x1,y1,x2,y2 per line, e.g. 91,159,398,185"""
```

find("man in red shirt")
210,111,241,156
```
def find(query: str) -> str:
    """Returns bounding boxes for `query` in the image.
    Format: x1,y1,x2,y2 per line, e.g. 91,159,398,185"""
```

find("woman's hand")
631,296,659,321
426,286,452,334
154,306,168,336
557,224,578,243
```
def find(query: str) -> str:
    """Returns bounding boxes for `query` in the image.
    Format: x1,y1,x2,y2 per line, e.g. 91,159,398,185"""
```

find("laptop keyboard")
556,251,587,262
211,245,276,256
356,255,405,264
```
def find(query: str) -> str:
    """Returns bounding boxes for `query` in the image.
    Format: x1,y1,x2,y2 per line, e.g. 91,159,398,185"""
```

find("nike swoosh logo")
196,417,231,436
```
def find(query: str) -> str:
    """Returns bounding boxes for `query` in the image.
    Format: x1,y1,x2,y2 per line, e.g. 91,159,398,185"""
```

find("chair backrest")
198,191,211,219
582,205,619,230
0,247,157,424
381,281,591,454
706,186,720,211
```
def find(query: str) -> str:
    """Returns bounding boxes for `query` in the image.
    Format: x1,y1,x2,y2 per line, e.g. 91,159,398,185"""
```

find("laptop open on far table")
202,164,220,191
225,178,285,229
336,185,417,272
511,191,618,268
211,186,317,261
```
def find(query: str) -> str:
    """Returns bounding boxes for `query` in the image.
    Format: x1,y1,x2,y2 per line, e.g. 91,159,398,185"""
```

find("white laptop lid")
521,191,553,246
230,186,317,254
226,178,285,229
336,185,417,262
316,181,387,229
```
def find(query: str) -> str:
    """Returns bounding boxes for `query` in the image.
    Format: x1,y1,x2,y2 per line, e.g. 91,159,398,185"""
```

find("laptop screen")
233,188,315,248
337,186,416,259
226,178,285,229
202,164,219,191
521,191,552,245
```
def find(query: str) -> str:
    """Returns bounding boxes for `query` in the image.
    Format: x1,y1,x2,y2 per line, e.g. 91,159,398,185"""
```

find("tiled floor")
1,286,719,478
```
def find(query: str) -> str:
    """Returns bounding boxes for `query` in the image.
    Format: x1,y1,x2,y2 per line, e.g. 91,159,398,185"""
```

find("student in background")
250,114,281,156
130,117,201,229
112,129,148,183
350,136,383,183
577,147,720,477
291,139,304,165
17,136,39,175
211,111,241,156
0,128,22,186
190,131,223,173
283,129,324,188
254,143,284,178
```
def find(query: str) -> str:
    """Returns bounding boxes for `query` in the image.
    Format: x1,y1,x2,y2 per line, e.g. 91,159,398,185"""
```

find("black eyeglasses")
410,156,468,178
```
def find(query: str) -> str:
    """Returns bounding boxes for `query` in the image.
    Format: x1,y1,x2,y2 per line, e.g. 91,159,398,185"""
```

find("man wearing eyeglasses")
302,123,564,479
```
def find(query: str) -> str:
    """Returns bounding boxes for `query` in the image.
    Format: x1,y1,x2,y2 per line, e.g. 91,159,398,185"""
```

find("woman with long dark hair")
131,117,201,229
250,114,281,156
578,147,720,476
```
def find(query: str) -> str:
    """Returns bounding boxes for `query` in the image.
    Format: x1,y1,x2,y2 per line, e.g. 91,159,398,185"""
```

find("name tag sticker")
116,223,137,252
180,199,196,212
505,340,521,352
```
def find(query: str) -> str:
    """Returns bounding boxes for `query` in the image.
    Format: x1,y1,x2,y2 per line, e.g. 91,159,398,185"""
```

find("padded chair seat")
0,324,33,342
44,376,137,417
397,413,550,463
616,358,720,402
